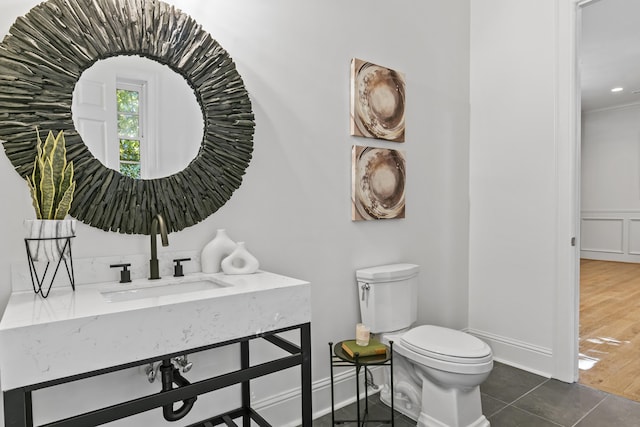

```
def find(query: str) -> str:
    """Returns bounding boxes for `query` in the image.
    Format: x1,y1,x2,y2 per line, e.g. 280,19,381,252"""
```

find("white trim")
576,0,605,7
552,0,581,383
250,366,385,427
578,211,640,260
583,101,640,115
579,217,624,253
468,328,553,378
629,219,640,255
582,209,640,214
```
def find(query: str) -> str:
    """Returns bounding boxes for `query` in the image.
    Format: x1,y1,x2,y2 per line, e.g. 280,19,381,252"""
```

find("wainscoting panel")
629,219,640,255
581,211,640,262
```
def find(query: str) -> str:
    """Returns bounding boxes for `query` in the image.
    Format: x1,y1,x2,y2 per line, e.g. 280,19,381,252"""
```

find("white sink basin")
101,276,228,302
0,270,310,391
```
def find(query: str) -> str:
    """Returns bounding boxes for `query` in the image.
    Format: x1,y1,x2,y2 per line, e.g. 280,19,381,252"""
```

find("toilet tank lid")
356,264,419,282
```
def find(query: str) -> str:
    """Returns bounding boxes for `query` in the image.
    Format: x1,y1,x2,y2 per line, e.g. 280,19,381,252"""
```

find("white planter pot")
25,219,76,263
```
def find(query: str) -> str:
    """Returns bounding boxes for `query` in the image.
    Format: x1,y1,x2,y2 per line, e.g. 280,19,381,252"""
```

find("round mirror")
0,0,255,235
72,56,204,179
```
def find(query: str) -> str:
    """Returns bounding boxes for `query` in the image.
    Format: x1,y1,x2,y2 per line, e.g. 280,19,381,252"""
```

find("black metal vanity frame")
3,323,312,427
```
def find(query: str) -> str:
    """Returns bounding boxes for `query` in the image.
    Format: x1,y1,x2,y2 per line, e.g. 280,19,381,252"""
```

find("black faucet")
149,214,169,280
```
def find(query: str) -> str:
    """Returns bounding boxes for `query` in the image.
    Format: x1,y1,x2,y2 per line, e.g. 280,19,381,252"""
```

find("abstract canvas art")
352,145,406,221
350,58,406,142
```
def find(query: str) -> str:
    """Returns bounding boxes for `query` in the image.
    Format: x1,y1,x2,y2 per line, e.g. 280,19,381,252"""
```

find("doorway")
577,0,640,401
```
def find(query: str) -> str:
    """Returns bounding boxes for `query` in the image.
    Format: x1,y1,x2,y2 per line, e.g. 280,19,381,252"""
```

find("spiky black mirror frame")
0,0,255,234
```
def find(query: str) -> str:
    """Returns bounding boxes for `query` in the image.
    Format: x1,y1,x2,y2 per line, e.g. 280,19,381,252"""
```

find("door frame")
553,0,595,383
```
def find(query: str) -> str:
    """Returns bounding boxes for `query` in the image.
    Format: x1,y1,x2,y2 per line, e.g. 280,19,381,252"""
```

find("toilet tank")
356,264,419,334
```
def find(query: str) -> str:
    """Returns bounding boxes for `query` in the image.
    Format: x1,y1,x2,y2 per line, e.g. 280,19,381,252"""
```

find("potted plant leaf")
25,129,76,263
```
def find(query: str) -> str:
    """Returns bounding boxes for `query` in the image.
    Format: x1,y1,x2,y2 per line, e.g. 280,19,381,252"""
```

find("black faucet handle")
110,263,132,283
173,258,191,277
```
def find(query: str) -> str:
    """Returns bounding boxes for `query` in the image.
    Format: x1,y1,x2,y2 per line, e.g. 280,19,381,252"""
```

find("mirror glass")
72,56,203,180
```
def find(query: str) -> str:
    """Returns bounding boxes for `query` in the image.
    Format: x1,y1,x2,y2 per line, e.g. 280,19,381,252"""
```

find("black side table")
328,340,394,426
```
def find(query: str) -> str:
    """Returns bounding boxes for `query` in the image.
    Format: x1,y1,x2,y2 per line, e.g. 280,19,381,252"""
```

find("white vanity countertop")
0,271,311,391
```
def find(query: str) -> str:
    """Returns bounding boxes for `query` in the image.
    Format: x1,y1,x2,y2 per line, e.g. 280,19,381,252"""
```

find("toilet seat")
400,325,492,365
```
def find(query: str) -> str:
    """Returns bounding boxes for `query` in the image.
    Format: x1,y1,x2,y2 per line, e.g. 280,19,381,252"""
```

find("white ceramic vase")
201,229,237,273
25,219,76,262
221,242,259,275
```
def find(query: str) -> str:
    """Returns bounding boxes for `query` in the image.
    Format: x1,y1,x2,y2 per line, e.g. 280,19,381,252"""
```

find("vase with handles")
201,229,237,273
221,242,259,275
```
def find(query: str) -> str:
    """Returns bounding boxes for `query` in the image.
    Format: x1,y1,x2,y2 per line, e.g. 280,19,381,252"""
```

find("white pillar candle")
356,323,370,346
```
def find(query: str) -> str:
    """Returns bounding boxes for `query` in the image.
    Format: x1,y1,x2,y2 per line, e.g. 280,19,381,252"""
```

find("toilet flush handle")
361,283,370,303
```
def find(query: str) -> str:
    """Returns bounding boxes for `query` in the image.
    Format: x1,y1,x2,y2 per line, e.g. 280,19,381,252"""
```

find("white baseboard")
252,329,554,425
466,328,553,378
253,366,384,427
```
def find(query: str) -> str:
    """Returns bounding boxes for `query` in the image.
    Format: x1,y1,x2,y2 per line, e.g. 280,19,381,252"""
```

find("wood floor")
579,258,640,401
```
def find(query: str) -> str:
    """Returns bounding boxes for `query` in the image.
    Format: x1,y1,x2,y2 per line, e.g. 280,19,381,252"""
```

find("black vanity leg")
329,342,335,426
390,341,395,427
355,363,361,427
4,389,33,427
300,323,312,426
240,340,250,427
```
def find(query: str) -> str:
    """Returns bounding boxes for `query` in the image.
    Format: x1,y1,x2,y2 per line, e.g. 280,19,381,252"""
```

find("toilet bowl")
356,264,493,427
393,325,492,427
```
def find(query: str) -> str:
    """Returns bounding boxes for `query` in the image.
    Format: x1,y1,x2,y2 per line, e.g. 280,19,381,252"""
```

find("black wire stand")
329,340,394,426
25,236,76,298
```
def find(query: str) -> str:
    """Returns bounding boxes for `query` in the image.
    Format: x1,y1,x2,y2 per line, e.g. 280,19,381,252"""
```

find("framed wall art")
350,58,405,142
352,145,406,221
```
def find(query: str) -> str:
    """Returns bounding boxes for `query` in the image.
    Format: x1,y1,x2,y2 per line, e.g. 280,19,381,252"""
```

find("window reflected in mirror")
117,85,142,179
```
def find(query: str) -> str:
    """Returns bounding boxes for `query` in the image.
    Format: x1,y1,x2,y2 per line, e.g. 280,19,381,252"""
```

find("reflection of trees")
117,89,141,178
119,163,140,179
120,139,140,161
117,89,139,112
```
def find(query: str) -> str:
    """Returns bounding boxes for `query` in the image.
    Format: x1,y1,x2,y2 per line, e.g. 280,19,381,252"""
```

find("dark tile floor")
309,362,640,426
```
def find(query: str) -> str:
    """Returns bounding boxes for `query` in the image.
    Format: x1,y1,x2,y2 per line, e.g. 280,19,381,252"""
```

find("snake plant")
27,130,76,220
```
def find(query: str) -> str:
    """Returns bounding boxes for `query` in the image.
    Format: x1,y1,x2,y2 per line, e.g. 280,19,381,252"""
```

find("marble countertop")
0,270,311,391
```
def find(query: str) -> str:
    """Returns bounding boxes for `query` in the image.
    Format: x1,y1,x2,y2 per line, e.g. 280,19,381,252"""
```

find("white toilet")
356,264,493,427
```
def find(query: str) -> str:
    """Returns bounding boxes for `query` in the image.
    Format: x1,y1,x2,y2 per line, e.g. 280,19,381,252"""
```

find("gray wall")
469,0,577,378
581,104,640,262
0,1,471,425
